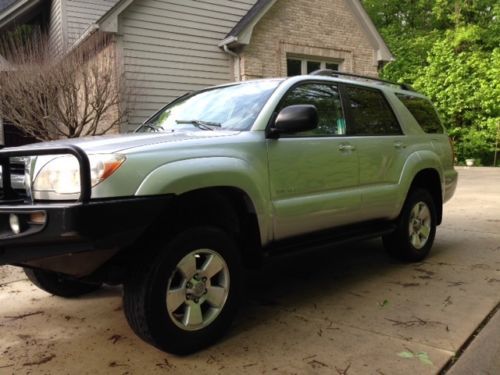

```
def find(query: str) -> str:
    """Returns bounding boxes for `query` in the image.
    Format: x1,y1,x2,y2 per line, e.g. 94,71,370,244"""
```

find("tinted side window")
280,83,346,136
396,94,444,134
344,86,402,136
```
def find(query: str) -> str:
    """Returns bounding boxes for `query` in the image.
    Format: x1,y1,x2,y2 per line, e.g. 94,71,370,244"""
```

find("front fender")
134,156,272,243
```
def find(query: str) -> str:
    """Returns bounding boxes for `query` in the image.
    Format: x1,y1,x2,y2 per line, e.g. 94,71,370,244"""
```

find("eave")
0,0,43,31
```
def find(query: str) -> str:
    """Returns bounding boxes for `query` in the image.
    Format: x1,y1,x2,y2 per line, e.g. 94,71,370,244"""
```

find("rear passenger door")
267,82,361,240
341,84,407,220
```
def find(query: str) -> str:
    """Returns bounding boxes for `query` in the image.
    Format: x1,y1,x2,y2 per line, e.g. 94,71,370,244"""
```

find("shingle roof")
226,0,272,38
0,0,17,12
223,0,393,62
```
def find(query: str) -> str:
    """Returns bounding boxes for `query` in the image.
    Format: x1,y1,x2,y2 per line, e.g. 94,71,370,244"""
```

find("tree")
362,0,500,165
0,31,130,141
414,33,499,163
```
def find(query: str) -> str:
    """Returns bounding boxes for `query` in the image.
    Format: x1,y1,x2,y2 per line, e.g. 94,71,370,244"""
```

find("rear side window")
343,86,402,136
396,94,444,134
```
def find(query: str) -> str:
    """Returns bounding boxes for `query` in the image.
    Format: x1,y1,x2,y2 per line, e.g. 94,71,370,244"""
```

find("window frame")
339,83,404,137
286,57,342,76
266,80,349,139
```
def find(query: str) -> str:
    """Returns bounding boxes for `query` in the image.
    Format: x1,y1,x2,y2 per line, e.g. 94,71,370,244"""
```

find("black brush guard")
0,145,173,274
0,145,91,204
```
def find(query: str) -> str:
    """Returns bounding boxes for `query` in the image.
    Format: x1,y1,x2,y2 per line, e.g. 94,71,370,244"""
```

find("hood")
9,130,241,154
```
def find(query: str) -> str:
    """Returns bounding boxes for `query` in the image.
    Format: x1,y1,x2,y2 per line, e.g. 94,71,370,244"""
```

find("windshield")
137,80,282,132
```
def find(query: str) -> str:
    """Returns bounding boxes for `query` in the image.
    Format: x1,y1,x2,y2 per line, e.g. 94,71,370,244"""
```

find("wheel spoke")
203,254,225,279
177,254,197,279
417,203,425,218
418,205,430,220
184,303,203,326
411,205,420,220
411,233,421,248
206,286,226,308
167,288,186,312
419,224,431,239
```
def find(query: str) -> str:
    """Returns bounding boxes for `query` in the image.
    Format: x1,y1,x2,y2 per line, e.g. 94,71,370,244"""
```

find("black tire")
383,188,437,262
24,268,102,298
123,226,242,355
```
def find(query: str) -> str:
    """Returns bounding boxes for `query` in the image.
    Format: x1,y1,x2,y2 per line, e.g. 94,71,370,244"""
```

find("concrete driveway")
1,167,499,374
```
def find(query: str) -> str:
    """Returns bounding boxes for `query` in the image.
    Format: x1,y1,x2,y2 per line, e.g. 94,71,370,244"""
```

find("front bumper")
0,195,174,266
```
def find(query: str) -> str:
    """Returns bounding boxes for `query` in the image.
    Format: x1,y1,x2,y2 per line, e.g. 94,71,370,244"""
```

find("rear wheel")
24,268,102,298
383,188,437,262
123,226,242,355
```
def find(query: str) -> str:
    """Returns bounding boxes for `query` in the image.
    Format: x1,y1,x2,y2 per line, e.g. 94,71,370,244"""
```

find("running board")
264,221,396,259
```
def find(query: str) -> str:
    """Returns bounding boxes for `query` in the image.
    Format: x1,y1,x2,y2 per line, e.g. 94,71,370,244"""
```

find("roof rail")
310,69,415,92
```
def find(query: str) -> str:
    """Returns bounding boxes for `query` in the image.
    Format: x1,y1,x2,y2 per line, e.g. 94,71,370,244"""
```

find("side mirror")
269,105,318,137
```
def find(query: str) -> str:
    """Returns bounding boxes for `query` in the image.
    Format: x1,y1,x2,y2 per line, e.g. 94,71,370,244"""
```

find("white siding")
48,0,64,56
64,0,120,47
120,0,258,130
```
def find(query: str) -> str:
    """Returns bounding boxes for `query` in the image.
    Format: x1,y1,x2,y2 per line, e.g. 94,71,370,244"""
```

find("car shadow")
225,236,458,340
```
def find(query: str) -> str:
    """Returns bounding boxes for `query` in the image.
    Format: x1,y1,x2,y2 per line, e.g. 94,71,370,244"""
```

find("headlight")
33,154,126,195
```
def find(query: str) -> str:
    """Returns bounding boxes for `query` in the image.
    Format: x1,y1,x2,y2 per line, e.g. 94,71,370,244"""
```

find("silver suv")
0,70,457,354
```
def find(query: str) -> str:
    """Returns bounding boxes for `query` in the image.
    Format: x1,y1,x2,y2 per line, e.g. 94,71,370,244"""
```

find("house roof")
0,0,43,30
220,0,394,62
0,0,17,12
225,0,273,41
1,0,393,62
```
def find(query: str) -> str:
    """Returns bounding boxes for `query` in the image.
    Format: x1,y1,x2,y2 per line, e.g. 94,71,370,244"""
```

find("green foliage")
415,33,499,163
362,0,500,165
380,31,442,84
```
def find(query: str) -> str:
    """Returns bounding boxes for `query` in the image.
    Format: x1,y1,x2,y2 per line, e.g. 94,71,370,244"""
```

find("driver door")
267,82,361,240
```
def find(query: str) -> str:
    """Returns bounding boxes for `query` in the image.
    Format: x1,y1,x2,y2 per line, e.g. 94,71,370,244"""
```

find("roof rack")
310,69,415,92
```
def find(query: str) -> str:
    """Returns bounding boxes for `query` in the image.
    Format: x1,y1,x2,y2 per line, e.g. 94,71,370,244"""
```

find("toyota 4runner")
0,70,457,354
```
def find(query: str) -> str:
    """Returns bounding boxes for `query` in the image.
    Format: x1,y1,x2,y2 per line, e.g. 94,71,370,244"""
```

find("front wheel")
123,226,242,355
383,188,437,262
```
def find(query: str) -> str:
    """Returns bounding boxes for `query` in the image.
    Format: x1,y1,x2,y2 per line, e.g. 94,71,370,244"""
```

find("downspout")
220,40,241,81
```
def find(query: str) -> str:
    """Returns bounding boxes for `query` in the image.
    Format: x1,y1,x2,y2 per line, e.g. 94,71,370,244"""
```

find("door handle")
339,144,356,152
394,142,406,149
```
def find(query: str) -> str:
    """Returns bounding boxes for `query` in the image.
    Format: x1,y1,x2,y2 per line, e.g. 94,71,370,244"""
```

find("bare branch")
0,31,131,141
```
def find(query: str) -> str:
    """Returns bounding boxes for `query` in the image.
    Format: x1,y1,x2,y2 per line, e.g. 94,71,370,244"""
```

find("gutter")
219,37,241,81
69,24,100,52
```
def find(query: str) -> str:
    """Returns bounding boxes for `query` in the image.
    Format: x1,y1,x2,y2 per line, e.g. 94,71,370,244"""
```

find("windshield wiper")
176,119,222,131
139,123,161,132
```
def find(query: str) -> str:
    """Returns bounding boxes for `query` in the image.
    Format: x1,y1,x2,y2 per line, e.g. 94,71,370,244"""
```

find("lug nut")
194,274,200,281
202,277,207,282
186,294,192,300
194,298,199,303
186,282,192,289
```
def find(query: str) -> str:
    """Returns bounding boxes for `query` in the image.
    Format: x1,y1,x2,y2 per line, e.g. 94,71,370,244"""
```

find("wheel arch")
134,157,271,243
407,168,443,225
139,186,265,269
396,151,444,225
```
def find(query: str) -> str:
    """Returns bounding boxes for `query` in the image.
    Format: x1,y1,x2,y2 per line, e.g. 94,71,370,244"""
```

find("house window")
287,58,340,76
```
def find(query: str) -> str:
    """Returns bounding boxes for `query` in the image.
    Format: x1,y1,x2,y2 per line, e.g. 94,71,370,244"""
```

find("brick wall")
240,0,379,80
